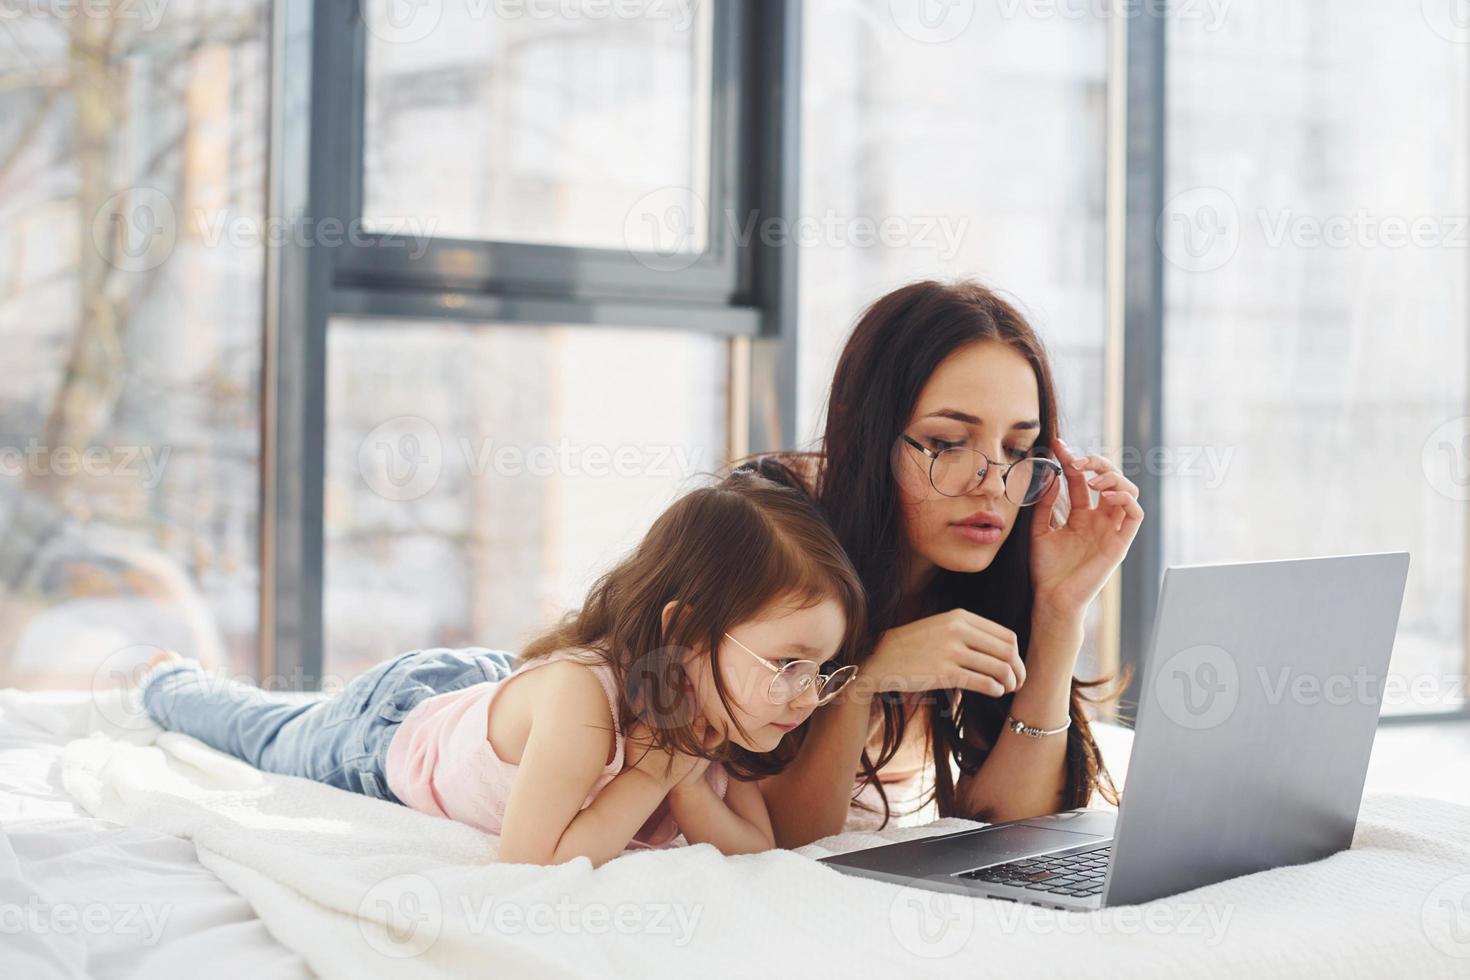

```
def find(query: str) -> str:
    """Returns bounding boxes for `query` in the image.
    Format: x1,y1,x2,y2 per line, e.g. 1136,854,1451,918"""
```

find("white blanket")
43,690,1470,979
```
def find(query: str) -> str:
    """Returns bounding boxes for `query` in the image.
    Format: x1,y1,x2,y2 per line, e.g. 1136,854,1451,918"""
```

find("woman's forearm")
757,683,874,847
955,610,1083,823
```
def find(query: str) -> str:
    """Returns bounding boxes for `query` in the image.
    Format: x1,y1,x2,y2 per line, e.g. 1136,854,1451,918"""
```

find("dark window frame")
1113,10,1468,727
265,0,1466,727
263,0,800,686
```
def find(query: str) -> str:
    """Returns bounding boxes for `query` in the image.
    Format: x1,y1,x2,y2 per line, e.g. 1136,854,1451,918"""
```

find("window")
0,3,270,687
798,0,1112,676
361,1,715,251
1161,1,1470,714
322,319,729,679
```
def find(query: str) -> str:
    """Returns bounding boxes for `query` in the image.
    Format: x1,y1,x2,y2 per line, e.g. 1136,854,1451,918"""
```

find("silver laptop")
820,552,1411,909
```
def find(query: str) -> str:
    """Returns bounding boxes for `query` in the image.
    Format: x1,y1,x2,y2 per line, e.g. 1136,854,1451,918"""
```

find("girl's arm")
755,672,886,847
497,664,690,867
666,766,775,854
760,606,1032,846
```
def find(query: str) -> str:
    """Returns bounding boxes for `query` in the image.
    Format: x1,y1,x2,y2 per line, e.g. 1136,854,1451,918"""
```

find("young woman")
140,470,868,866
749,279,1144,846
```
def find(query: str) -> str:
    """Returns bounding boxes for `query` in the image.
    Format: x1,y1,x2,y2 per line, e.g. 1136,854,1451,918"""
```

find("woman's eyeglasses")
723,632,858,707
898,433,1063,506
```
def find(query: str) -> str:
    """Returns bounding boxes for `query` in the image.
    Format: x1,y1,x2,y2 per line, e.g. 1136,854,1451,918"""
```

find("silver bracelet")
1004,714,1071,738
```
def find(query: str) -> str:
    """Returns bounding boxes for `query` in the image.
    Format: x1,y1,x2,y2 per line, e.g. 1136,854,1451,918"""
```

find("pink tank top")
384,648,729,849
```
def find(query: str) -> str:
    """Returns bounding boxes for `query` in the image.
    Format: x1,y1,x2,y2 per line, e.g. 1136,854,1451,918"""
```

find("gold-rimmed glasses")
722,632,857,707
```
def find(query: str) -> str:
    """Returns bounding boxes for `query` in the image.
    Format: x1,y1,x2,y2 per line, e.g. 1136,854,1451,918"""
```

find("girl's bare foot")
148,649,185,671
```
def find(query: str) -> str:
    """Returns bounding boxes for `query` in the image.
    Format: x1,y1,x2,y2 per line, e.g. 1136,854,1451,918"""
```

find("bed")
0,690,310,980
2,686,1468,979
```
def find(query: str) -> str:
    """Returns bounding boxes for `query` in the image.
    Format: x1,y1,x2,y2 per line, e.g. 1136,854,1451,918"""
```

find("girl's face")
677,593,847,752
891,340,1044,585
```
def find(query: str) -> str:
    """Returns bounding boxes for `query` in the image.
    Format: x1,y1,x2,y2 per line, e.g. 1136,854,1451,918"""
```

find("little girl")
139,470,867,866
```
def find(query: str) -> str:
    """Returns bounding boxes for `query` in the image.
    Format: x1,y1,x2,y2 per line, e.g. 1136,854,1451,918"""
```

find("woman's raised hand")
863,608,1027,699
1030,437,1144,620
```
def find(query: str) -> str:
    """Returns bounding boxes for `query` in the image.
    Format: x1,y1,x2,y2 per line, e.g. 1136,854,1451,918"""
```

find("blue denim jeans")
140,647,518,804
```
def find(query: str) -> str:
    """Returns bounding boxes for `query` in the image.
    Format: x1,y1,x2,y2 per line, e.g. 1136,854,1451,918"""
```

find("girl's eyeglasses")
898,433,1063,506
722,632,858,707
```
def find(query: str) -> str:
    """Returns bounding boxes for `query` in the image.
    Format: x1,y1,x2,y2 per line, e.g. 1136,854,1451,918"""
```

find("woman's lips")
951,523,1002,544
770,721,799,732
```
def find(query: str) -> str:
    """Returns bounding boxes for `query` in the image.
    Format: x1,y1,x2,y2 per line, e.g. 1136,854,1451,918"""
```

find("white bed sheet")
0,691,311,980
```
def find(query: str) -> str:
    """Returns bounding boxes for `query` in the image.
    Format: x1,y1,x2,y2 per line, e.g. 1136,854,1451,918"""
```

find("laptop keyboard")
956,844,1111,898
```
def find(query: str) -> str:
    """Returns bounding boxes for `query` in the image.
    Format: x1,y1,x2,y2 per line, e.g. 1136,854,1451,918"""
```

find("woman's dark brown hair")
520,469,868,781
740,279,1126,824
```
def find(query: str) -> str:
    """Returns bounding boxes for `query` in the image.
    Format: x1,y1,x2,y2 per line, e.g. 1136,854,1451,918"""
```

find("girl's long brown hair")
521,469,868,781
741,279,1127,823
